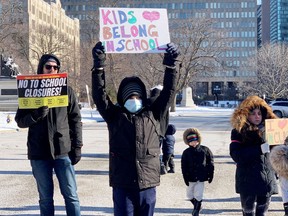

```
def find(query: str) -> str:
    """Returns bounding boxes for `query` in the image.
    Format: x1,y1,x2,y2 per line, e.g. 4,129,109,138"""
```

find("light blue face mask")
124,98,143,113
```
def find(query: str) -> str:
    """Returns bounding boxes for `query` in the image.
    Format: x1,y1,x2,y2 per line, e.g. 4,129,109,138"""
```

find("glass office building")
270,0,288,43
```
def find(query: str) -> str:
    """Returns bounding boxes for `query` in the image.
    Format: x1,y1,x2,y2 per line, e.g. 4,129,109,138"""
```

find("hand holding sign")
32,106,49,122
163,43,180,67
92,41,106,68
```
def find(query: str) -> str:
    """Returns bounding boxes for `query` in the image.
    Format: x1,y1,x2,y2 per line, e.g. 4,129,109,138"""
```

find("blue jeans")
113,187,156,216
30,156,81,216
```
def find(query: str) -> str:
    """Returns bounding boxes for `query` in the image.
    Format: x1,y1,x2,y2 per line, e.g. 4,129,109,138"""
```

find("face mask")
124,98,143,113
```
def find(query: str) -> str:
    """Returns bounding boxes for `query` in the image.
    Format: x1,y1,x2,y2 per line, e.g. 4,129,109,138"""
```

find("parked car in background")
269,101,288,118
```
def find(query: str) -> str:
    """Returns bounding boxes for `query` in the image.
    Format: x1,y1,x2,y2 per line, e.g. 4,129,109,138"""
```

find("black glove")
69,147,82,165
92,41,106,68
163,42,180,67
31,106,49,121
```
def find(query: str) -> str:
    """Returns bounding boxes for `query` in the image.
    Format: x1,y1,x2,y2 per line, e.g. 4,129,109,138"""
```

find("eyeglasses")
44,64,59,70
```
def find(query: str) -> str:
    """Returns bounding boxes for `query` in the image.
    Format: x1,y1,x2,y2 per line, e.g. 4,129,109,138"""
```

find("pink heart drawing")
142,11,160,22
278,119,288,129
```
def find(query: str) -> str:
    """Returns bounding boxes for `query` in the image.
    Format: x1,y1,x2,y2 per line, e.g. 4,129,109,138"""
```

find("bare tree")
0,0,24,72
13,23,76,73
129,53,164,89
242,43,288,100
0,1,23,52
164,17,229,111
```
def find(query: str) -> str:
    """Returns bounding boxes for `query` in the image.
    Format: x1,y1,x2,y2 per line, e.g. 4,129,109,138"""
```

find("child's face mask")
124,98,142,113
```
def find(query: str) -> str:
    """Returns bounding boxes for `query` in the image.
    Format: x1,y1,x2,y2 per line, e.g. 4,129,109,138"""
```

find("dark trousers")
240,194,270,216
162,153,174,170
113,187,156,216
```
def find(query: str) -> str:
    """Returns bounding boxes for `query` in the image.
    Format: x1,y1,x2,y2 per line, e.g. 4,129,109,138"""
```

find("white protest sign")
99,7,170,53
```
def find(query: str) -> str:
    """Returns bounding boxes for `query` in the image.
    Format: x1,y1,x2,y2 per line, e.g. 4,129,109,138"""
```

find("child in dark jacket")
181,127,214,216
162,124,176,173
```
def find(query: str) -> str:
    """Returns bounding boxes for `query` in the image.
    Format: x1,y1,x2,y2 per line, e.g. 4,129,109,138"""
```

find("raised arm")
91,41,116,122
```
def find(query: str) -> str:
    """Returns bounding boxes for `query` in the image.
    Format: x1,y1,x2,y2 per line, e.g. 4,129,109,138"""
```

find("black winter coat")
181,145,214,183
15,86,83,160
229,129,278,196
92,67,177,190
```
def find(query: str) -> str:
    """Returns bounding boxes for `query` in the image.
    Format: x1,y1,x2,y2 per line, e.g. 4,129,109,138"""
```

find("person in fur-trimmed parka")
230,95,278,216
270,136,288,216
181,127,214,216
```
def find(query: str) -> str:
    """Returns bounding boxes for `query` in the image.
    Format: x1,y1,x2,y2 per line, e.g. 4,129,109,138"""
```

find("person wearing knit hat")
181,128,214,216
230,95,278,216
91,41,180,215
15,53,82,216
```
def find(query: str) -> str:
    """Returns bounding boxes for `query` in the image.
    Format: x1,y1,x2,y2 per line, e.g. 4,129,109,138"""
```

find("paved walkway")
0,121,284,216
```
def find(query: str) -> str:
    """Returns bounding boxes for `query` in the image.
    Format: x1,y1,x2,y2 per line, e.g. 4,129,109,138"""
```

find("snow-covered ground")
0,105,234,132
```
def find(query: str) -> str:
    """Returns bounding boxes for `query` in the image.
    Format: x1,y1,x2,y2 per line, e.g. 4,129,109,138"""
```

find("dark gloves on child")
31,106,49,121
163,42,180,67
69,147,82,165
92,41,106,68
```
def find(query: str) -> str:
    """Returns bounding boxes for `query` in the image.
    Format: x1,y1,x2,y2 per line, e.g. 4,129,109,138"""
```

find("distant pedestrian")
162,124,176,173
270,136,288,216
230,95,278,216
181,127,214,216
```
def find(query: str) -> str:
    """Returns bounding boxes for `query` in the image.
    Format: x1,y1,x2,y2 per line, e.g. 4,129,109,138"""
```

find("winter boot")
284,202,288,216
190,198,196,214
192,200,202,216
168,168,175,173
190,198,196,205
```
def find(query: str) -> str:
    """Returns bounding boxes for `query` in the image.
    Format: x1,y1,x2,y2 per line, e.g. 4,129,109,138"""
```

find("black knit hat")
122,82,143,103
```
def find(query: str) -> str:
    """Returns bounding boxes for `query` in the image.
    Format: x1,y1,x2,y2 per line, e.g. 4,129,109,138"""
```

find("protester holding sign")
91,41,179,216
229,95,278,216
15,54,83,216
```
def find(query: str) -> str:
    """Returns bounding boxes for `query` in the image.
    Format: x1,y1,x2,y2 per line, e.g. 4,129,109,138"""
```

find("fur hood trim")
270,145,288,179
183,128,202,145
231,95,277,132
